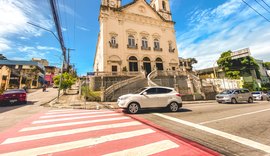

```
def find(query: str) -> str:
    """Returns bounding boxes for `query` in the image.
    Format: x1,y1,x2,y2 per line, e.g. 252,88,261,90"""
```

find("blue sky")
1,0,270,75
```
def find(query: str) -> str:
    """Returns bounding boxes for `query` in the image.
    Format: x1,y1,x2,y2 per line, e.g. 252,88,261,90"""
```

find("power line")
242,0,270,22
261,0,270,9
254,0,270,14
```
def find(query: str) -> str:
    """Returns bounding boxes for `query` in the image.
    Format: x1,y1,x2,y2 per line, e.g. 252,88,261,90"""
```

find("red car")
0,89,27,105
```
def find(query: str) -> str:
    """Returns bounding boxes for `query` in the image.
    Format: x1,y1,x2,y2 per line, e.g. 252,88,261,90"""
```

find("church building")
94,0,179,76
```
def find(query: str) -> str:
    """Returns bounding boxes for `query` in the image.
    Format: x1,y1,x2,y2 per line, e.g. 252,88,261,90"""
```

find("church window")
155,58,164,70
111,37,116,45
162,1,166,11
128,56,138,72
154,39,160,49
128,35,135,47
142,37,148,48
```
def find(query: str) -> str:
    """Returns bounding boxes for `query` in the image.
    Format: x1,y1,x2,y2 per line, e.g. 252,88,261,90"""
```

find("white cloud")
0,0,53,51
77,26,90,31
36,46,61,52
177,0,270,70
0,38,11,51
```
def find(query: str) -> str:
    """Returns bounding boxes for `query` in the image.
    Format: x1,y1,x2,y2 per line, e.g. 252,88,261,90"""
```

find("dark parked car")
0,89,27,105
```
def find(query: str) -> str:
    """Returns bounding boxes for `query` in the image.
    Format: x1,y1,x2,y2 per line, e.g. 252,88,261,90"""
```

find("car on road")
216,89,253,104
252,91,269,101
0,89,27,105
117,86,182,114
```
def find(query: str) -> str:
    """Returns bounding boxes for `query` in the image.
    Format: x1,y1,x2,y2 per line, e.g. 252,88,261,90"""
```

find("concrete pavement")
27,88,62,106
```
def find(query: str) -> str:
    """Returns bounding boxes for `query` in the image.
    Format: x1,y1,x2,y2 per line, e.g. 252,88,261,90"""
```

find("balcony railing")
154,47,163,52
127,44,138,49
141,46,151,51
109,42,118,48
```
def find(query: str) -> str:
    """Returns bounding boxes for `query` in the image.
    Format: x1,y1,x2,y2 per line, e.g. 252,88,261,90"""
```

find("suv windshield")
220,90,234,94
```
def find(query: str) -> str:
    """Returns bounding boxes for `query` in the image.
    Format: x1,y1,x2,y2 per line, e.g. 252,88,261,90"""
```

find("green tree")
217,50,260,79
263,62,270,70
53,72,76,94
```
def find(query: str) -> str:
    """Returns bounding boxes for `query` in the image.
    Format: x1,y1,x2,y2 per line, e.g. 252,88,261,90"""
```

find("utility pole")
67,48,75,72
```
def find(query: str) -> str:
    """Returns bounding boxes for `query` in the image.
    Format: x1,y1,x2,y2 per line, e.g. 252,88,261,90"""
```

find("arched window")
162,1,166,11
128,35,135,47
128,56,138,72
142,37,148,48
154,39,160,49
155,58,164,70
111,37,116,45
169,42,172,50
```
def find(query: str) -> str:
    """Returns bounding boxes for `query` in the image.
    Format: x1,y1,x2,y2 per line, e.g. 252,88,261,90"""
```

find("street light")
27,22,65,103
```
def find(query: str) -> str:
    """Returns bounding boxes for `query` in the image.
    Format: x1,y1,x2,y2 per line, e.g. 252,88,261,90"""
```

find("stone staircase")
104,78,148,101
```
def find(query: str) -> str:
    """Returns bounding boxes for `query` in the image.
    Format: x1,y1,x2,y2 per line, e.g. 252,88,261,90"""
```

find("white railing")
147,69,158,86
104,71,145,98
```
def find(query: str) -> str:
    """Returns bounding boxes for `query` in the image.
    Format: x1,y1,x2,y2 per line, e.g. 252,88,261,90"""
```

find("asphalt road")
136,101,270,156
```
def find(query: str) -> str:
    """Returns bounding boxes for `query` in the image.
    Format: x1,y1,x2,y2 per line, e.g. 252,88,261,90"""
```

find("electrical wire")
242,0,270,22
260,0,270,9
254,0,270,13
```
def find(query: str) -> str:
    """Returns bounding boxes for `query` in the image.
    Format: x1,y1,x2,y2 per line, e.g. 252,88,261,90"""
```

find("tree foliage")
53,72,76,93
217,50,260,79
263,62,270,70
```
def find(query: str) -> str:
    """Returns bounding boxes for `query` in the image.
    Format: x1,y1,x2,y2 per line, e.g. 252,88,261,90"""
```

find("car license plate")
10,99,17,103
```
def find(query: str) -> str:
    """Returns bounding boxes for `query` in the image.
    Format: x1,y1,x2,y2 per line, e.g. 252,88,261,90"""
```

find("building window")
172,67,176,71
169,42,175,52
112,65,117,72
155,58,164,70
162,1,166,11
128,56,138,72
154,39,160,49
111,37,116,45
142,37,148,48
128,35,135,47
109,36,118,48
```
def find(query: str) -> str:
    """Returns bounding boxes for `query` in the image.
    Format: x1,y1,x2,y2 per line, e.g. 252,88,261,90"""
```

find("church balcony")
169,48,175,53
94,71,140,77
127,44,138,49
109,42,118,48
141,46,151,51
154,47,163,52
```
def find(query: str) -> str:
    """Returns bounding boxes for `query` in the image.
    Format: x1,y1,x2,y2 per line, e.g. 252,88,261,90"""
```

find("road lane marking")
2,121,142,144
41,111,114,118
0,129,155,156
46,110,102,115
103,140,179,156
21,116,130,131
154,113,270,154
32,113,120,124
200,108,270,125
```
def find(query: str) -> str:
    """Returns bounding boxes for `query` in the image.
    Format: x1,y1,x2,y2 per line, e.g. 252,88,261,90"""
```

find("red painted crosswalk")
0,109,219,156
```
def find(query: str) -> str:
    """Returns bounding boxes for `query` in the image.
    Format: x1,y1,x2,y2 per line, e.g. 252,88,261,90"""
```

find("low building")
45,66,60,86
197,67,225,79
32,58,49,67
0,60,45,89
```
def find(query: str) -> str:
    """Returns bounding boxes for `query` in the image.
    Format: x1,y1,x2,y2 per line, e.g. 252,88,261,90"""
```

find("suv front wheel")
231,98,237,104
127,103,140,114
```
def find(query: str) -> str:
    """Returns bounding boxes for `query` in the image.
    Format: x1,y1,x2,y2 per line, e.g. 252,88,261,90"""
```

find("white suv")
117,86,182,114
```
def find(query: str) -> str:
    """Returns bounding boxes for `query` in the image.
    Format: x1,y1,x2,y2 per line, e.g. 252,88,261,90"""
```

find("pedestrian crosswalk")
0,109,217,156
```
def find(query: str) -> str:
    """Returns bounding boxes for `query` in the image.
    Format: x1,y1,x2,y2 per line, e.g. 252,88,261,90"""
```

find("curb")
114,109,220,156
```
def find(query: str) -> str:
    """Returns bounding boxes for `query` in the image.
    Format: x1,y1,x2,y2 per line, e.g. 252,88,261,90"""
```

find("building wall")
0,66,11,90
94,0,179,74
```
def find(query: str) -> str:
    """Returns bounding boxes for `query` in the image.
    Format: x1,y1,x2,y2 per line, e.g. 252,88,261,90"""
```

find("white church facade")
94,0,179,76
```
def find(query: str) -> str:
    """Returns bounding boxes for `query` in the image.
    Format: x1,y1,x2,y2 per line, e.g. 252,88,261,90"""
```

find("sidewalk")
27,88,61,106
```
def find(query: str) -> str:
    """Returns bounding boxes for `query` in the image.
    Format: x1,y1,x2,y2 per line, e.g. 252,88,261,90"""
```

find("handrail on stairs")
104,71,145,97
147,69,158,86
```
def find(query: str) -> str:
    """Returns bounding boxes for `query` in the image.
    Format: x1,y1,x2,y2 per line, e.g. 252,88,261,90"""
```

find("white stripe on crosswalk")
103,140,179,156
20,117,130,131
41,111,114,119
0,129,155,156
2,121,142,144
32,113,120,124
46,109,104,115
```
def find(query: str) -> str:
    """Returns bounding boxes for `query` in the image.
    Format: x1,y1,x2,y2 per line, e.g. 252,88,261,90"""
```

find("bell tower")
150,0,172,21
101,0,121,8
